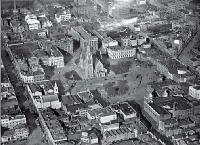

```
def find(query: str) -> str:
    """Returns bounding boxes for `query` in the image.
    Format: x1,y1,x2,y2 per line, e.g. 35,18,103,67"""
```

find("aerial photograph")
1,0,200,145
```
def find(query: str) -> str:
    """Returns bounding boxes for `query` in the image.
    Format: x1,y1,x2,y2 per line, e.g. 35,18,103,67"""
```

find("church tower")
54,82,58,94
85,45,94,78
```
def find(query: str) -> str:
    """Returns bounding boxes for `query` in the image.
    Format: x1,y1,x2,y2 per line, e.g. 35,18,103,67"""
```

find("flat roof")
77,91,93,103
61,94,83,106
111,102,136,116
193,85,200,90
88,107,115,117
148,103,170,115
28,80,54,94
154,96,192,111
72,26,93,40
108,45,136,51
105,127,131,138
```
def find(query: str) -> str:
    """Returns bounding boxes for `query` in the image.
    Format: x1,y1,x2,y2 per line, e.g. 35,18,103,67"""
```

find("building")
102,127,136,145
102,37,118,51
140,47,195,83
107,45,136,59
111,102,137,120
101,121,119,132
79,45,94,79
1,114,27,129
144,95,194,137
25,14,40,30
74,0,97,18
189,86,200,99
53,35,74,54
10,20,25,33
121,34,146,47
1,67,11,88
27,80,61,109
1,124,29,144
81,131,99,144
69,26,98,53
34,42,64,68
38,17,53,28
87,107,117,124
93,57,107,78
55,10,71,23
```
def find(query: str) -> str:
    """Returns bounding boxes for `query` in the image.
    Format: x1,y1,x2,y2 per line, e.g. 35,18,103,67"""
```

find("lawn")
110,61,133,74
104,80,129,97
64,70,82,81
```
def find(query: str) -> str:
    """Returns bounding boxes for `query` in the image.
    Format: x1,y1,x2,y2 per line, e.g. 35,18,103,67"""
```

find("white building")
137,0,146,5
19,73,34,83
189,86,200,99
27,80,61,109
93,58,107,78
107,46,136,59
102,37,118,51
1,115,27,129
55,10,71,23
39,17,53,28
34,44,65,68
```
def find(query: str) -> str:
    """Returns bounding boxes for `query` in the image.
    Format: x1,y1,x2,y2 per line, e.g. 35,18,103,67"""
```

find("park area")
103,80,129,97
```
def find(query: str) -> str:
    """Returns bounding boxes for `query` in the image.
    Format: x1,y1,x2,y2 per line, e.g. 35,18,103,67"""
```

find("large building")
27,80,61,109
25,14,40,30
111,102,137,120
79,45,94,79
107,45,136,59
55,9,71,23
87,107,117,124
1,124,29,144
189,85,200,100
144,94,197,137
93,57,107,78
69,26,98,53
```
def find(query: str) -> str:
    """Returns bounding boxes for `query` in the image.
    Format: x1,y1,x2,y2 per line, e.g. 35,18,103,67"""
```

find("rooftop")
153,96,192,111
42,94,59,103
111,102,136,116
193,85,200,90
61,94,83,106
77,91,93,103
105,127,131,138
88,107,115,117
41,108,68,121
148,103,170,115
72,26,94,40
28,80,54,94
1,68,9,84
108,45,136,51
